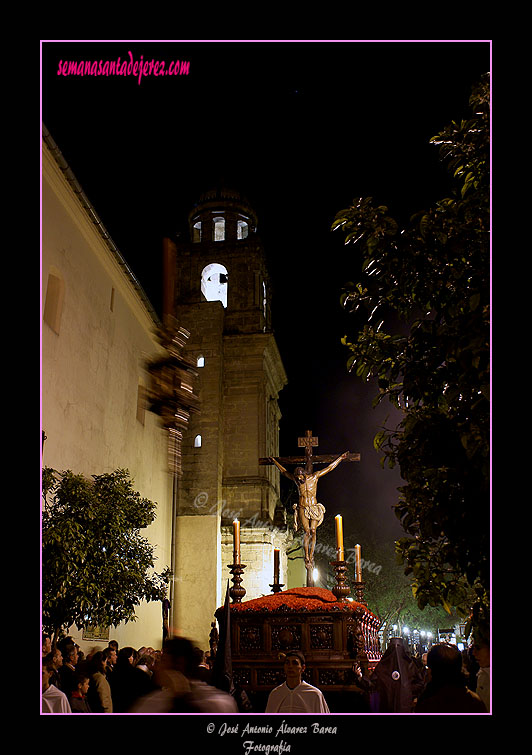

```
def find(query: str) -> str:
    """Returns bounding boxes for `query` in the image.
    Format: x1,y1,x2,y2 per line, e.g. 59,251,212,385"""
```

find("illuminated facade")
41,132,173,653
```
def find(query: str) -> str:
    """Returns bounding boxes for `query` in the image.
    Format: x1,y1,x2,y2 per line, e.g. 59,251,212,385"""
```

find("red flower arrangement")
229,586,378,620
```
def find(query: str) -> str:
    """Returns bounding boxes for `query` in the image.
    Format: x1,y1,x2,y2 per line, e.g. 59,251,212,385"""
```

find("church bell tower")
163,187,288,646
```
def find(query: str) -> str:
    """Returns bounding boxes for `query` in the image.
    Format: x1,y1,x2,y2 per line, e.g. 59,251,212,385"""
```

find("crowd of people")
42,635,237,714
42,633,490,715
262,640,490,714
352,637,490,713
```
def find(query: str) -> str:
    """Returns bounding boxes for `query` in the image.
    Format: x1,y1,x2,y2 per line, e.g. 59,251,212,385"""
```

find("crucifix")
259,430,360,586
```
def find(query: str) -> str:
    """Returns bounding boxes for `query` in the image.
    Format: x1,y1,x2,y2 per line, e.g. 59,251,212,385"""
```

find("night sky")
41,39,490,547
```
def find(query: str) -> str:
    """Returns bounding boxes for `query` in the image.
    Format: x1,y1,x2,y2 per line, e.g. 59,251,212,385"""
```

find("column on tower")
172,296,225,645
221,332,287,600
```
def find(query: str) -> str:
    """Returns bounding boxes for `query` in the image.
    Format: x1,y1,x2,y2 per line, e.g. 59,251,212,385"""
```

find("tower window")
213,216,225,242
193,221,202,243
201,263,228,308
263,281,267,320
194,434,202,448
197,355,205,367
237,219,249,239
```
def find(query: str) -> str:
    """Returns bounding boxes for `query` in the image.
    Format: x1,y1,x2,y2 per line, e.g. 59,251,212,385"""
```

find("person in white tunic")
266,651,330,713
42,658,71,713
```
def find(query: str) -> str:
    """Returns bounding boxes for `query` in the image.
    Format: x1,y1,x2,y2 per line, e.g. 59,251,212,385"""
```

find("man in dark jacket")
57,639,79,702
415,643,487,713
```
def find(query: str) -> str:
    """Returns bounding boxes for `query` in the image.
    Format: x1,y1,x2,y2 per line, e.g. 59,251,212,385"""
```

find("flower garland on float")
230,586,379,623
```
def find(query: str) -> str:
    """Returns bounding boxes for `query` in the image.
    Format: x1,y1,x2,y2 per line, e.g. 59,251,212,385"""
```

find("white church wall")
42,140,173,653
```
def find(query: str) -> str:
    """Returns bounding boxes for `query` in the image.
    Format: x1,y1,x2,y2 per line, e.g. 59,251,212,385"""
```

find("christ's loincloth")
299,502,326,527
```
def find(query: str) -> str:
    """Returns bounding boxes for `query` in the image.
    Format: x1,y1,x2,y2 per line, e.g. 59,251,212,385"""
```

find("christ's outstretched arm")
270,457,294,481
316,451,349,478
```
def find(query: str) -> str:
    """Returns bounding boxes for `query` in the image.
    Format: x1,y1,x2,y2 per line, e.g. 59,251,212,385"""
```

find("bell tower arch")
176,186,272,334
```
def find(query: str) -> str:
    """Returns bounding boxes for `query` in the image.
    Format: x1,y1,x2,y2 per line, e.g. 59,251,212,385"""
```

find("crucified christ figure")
269,452,349,569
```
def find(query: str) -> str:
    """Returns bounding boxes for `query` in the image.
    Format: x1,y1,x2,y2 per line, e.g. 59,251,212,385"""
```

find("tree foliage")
358,536,461,644
331,75,490,632
42,467,170,643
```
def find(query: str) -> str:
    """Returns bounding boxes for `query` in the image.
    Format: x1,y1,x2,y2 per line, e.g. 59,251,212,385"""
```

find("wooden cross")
298,430,318,473
260,429,360,588
259,429,360,471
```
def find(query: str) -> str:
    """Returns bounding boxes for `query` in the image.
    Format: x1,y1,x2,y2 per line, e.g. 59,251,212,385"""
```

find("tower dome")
187,185,258,244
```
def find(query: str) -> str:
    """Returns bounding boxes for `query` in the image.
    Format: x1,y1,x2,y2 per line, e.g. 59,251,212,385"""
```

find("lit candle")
355,543,362,582
233,519,240,564
274,548,280,582
335,515,344,561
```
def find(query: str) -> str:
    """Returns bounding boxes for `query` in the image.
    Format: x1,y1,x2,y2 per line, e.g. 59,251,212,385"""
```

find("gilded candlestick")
330,559,350,602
